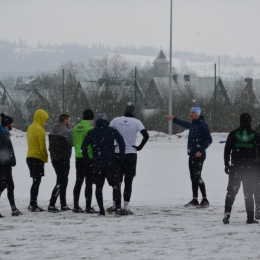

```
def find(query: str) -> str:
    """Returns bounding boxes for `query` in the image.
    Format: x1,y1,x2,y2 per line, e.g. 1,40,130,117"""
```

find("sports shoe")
99,211,105,216
246,219,259,224
48,206,60,213
0,213,4,218
72,206,84,213
106,206,116,213
255,206,260,219
197,199,210,208
223,213,230,224
85,207,99,214
115,209,128,216
28,205,45,212
127,209,134,215
12,209,22,216
60,205,71,211
184,199,199,207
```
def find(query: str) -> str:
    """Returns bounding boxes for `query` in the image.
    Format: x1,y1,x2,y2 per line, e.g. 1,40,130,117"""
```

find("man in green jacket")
72,109,98,213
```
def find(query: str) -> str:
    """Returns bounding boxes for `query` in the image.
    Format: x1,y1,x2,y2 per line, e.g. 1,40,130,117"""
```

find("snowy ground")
1,129,260,260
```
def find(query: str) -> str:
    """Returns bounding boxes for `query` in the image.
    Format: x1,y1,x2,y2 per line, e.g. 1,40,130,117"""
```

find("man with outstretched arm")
167,105,212,208
108,102,149,215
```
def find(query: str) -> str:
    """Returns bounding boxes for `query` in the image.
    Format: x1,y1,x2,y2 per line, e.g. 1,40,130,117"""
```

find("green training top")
73,120,94,158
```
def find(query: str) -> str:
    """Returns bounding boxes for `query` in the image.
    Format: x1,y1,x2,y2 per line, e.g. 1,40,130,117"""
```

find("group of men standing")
1,102,260,224
0,102,149,217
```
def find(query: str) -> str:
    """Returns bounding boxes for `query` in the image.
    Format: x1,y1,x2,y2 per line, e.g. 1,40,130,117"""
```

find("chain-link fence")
1,64,260,133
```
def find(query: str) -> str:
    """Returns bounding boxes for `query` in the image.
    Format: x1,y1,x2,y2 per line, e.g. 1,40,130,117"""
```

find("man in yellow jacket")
26,109,49,212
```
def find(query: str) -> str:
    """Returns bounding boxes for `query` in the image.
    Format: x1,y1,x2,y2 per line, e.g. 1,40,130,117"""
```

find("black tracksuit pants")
115,154,137,203
73,158,94,209
254,162,260,207
225,163,256,219
0,164,16,210
95,167,121,213
49,159,70,207
188,156,206,198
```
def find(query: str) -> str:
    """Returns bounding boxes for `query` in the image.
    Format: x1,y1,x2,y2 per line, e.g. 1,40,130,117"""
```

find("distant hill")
0,39,257,73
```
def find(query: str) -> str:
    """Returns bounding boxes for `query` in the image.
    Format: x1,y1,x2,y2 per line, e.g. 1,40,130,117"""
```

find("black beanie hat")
83,109,94,120
1,113,13,127
240,113,251,125
125,102,135,115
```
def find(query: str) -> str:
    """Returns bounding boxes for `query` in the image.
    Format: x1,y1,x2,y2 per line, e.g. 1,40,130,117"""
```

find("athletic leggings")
0,165,16,210
30,177,42,207
49,159,70,207
95,167,121,213
188,156,206,198
73,158,93,209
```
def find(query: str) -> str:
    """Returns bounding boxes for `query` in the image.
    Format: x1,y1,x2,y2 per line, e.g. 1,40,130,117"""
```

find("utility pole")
62,69,65,113
168,0,173,135
135,66,137,118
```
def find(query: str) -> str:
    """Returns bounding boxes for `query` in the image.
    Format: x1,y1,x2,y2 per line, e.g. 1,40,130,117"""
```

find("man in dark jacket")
48,114,72,213
223,113,260,224
167,105,212,208
0,113,22,217
81,113,125,216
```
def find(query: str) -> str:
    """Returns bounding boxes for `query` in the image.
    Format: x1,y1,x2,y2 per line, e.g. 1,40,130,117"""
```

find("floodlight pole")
168,0,173,135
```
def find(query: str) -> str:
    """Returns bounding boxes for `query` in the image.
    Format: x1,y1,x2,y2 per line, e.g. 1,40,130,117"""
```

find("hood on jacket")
33,109,49,127
0,126,8,134
51,122,65,134
95,119,110,128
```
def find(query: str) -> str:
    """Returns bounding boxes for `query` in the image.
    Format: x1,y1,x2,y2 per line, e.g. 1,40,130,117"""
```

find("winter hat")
83,109,94,120
1,113,13,127
125,102,135,115
240,113,251,125
96,112,106,121
190,105,201,116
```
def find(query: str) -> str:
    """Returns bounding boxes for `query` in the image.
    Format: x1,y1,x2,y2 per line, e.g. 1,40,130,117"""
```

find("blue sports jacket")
173,116,212,159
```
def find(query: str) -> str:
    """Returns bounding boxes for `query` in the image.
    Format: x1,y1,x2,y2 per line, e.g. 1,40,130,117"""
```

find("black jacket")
49,122,72,161
82,119,125,168
224,123,260,166
0,126,16,166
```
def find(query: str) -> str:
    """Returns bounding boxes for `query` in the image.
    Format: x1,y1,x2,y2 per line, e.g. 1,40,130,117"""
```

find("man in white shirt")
108,102,149,214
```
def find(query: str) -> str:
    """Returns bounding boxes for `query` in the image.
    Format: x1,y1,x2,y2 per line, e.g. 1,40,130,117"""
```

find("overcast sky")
1,0,260,61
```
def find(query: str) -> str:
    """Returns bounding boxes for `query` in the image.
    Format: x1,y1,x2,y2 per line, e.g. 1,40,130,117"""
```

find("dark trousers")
73,158,94,209
95,167,121,213
254,162,260,207
188,156,206,198
225,164,256,219
0,164,16,210
115,154,137,203
27,158,44,207
49,159,70,207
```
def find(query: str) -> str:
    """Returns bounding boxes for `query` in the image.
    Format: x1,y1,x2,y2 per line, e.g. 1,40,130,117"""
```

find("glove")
132,145,142,151
225,165,230,175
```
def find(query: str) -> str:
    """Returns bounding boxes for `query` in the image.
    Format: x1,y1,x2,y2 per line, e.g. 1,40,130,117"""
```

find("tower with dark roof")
152,50,169,71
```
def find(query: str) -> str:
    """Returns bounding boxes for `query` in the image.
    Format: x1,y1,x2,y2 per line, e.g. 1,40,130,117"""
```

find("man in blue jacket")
167,105,212,208
81,113,125,216
0,113,22,217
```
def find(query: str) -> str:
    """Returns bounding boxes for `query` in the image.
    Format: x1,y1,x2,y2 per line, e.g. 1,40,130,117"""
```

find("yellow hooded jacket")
26,109,49,163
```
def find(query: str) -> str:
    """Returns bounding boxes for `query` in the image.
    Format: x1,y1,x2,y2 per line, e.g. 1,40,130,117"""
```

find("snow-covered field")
1,129,259,260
